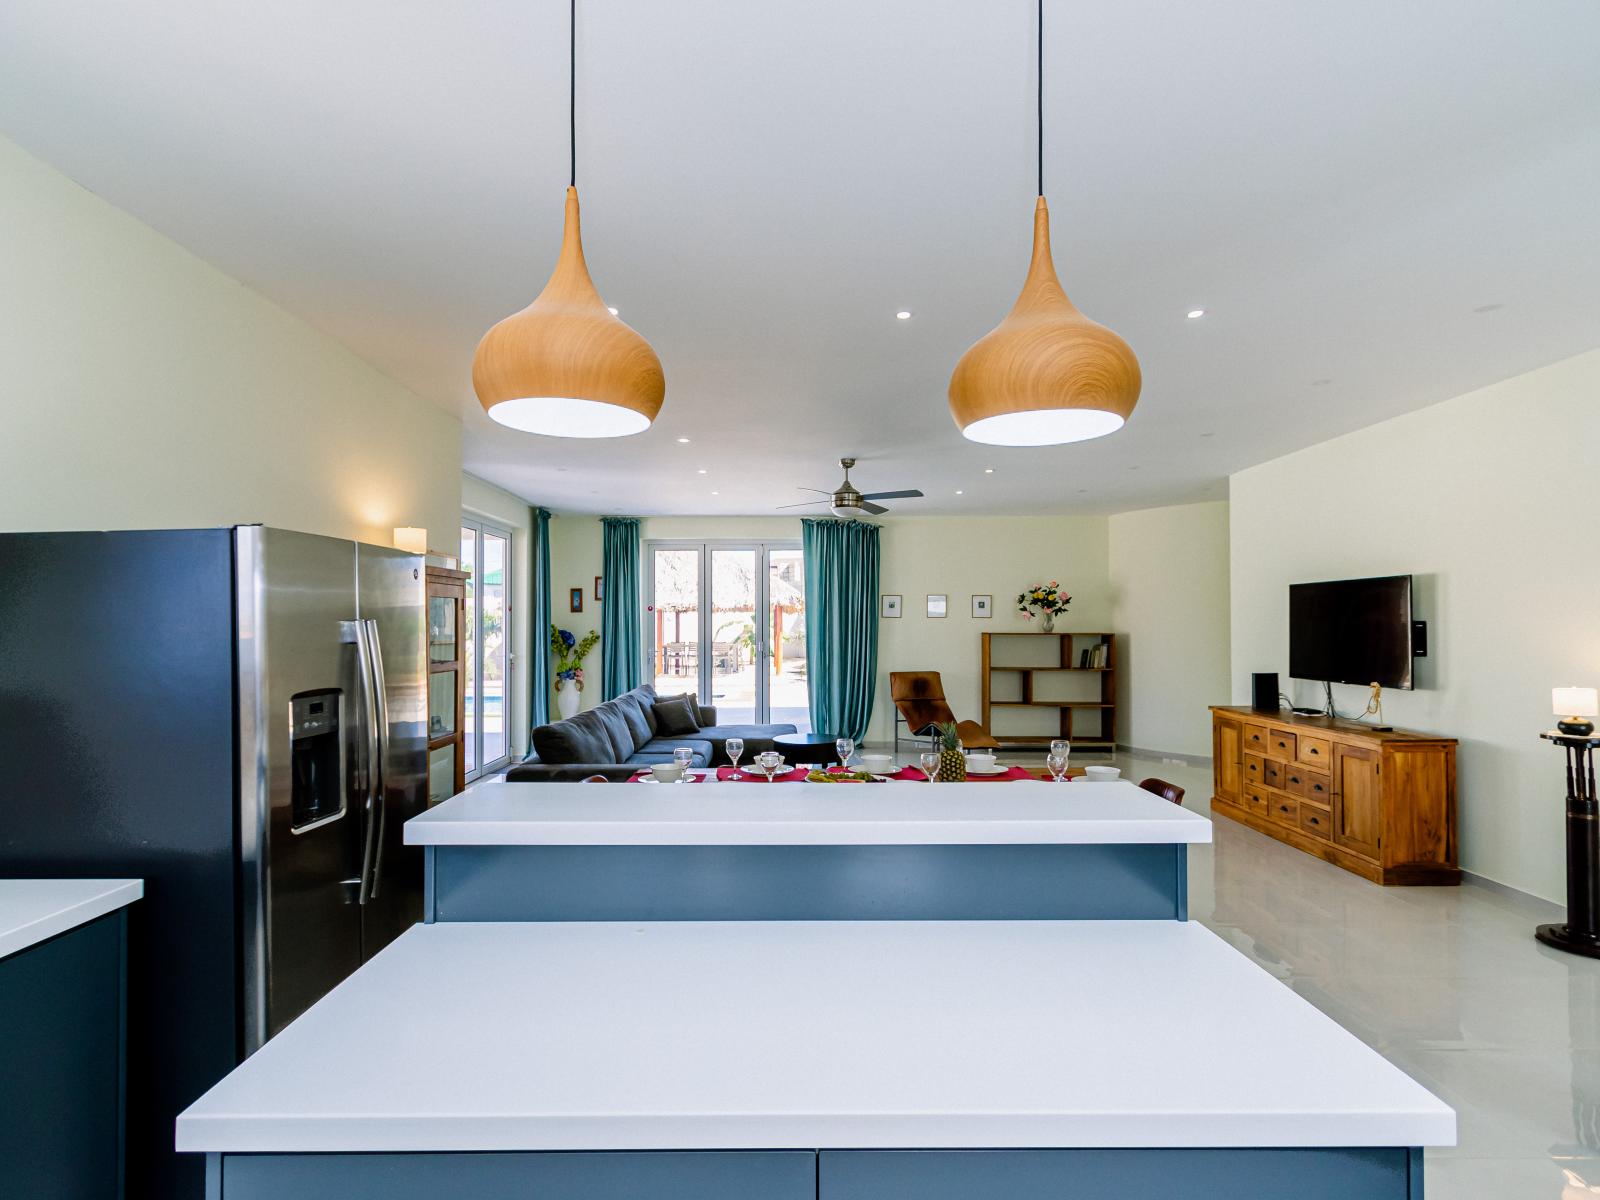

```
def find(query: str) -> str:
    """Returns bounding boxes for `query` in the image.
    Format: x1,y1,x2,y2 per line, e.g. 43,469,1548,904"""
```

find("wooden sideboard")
1209,706,1458,885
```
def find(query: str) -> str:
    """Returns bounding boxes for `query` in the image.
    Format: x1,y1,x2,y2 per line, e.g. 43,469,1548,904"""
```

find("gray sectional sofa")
505,683,798,782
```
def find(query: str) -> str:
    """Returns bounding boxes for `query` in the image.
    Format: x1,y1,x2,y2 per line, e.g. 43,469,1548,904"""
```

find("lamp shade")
949,197,1141,446
1554,687,1599,718
473,187,664,438
393,527,428,554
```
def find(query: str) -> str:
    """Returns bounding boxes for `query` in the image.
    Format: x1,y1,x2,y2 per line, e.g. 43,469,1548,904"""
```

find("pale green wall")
1229,348,1600,901
0,133,460,543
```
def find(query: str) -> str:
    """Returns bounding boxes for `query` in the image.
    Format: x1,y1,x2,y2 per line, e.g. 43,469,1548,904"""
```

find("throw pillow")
653,697,701,736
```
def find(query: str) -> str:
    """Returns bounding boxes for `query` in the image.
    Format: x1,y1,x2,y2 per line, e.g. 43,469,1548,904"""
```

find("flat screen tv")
1289,575,1414,690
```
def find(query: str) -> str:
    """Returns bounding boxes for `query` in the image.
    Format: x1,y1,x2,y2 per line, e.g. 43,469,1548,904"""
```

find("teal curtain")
528,507,553,731
600,516,642,700
801,518,880,741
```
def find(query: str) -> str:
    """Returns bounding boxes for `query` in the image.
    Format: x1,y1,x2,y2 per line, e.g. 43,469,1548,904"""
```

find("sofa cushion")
626,742,712,768
652,696,701,736
590,702,639,762
612,691,653,749
696,723,798,761
657,690,713,726
532,708,616,764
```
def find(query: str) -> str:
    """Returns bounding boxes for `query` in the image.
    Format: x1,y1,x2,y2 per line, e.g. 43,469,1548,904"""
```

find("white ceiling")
3,1,1597,517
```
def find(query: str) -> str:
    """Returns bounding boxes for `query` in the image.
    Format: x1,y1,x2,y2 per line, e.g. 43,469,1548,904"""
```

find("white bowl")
859,753,896,772
649,763,685,783
1083,765,1121,781
965,754,998,772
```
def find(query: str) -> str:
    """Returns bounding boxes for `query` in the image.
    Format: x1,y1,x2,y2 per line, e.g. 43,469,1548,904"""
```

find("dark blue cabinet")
0,910,129,1199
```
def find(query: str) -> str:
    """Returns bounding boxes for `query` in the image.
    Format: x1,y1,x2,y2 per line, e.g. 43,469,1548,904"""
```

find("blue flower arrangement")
550,624,600,687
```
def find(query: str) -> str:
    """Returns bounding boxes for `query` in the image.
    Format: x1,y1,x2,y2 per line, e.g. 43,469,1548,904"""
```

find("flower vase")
556,679,581,720
1040,613,1055,634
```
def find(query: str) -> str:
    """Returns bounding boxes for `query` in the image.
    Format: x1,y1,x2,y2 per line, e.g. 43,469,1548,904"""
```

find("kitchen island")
405,778,1213,922
177,918,1452,1198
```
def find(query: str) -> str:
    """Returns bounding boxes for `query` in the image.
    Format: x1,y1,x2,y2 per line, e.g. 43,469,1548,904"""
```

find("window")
645,540,808,733
460,517,513,778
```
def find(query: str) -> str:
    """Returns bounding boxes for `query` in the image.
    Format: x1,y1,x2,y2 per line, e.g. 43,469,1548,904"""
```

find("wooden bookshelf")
980,632,1117,750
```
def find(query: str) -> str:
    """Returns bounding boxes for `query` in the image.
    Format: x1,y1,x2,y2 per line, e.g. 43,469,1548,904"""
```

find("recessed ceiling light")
607,306,619,316
896,310,912,320
1186,309,1205,319
1311,377,1333,386
955,490,965,495
984,468,994,474
711,490,719,496
676,436,690,444
697,469,707,475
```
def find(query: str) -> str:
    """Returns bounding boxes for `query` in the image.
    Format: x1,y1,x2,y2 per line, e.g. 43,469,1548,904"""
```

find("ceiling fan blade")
776,499,832,510
860,501,890,515
859,489,924,501
795,486,832,495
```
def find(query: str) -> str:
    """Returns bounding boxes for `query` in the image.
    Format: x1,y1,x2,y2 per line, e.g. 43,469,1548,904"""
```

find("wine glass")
726,737,745,779
756,749,782,783
673,746,695,781
1049,738,1070,759
919,750,941,783
835,737,855,770
1045,751,1070,783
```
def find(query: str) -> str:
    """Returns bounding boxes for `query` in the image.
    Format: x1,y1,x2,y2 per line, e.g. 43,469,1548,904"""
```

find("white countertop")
405,778,1213,846
176,919,1451,1153
0,878,143,961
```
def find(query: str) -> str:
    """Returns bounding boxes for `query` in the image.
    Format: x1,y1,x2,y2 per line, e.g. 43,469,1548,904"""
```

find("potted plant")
551,625,601,720
1017,580,1071,633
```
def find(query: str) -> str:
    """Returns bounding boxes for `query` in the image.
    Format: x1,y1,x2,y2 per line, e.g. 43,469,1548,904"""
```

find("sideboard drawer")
1243,724,1273,754
1243,753,1265,785
1269,794,1299,827
1301,770,1332,804
1281,764,1310,797
1243,785,1270,817
1298,803,1332,841
1267,730,1297,761
1262,758,1284,790
1296,735,1332,767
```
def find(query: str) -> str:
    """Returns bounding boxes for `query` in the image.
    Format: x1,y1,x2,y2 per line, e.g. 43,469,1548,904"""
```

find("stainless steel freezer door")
236,527,366,1053
356,541,427,957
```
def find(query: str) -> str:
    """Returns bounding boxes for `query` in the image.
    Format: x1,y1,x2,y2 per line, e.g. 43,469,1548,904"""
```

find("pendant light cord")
569,0,577,188
1036,0,1044,197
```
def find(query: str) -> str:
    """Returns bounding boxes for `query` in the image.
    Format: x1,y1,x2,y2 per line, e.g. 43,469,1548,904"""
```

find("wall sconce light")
393,527,428,555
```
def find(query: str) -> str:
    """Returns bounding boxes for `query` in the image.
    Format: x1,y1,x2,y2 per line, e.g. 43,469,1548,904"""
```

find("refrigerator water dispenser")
290,689,345,832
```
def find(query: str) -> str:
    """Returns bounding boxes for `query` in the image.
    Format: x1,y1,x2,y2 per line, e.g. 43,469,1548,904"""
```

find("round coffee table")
772,731,841,767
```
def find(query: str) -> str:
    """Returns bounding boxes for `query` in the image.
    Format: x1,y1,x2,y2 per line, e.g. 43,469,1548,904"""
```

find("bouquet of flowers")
1017,581,1071,631
550,625,601,688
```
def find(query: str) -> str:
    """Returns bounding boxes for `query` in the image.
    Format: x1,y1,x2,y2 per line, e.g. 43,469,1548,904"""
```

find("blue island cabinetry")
0,880,142,1200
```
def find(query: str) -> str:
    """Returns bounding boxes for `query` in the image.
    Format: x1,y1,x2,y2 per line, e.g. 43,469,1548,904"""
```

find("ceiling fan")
778,458,925,519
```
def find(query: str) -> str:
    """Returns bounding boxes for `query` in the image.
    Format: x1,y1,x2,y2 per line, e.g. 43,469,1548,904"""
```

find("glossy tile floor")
1091,750,1599,1200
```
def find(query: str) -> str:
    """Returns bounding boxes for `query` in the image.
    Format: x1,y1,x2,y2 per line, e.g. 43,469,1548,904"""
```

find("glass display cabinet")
426,565,469,804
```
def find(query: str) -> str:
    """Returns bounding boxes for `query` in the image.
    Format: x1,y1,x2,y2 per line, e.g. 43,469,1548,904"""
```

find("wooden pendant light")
948,195,1140,445
473,186,664,437
472,0,663,438
948,0,1140,446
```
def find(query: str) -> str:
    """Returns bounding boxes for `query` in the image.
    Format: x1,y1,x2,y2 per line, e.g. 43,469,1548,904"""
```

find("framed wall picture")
569,587,584,613
594,575,604,602
972,594,992,618
880,594,903,618
926,594,948,618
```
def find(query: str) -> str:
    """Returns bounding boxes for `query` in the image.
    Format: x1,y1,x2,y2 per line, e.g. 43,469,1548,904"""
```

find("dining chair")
1138,777,1185,806
581,774,610,783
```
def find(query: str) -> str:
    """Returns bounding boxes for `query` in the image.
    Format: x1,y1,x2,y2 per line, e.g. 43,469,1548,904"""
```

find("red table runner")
887,765,1043,782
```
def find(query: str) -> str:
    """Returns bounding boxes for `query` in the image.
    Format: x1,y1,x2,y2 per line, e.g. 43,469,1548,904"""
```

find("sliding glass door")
646,540,808,733
460,518,512,779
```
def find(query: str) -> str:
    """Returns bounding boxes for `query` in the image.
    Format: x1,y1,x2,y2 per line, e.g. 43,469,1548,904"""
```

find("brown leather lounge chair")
889,671,1001,754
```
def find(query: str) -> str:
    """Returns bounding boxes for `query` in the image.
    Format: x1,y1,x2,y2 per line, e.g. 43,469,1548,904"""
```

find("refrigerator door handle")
347,619,381,906
364,618,390,900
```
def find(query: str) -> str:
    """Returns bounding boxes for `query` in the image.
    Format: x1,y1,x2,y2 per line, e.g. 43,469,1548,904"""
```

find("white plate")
964,763,1008,776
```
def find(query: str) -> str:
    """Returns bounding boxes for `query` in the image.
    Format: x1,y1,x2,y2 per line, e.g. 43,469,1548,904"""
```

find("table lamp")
1554,686,1599,737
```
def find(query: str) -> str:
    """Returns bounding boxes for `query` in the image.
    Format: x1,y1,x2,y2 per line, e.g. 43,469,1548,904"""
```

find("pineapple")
934,722,967,783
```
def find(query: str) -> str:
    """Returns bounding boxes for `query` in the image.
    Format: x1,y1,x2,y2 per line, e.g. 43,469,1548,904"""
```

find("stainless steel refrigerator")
0,525,427,1198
